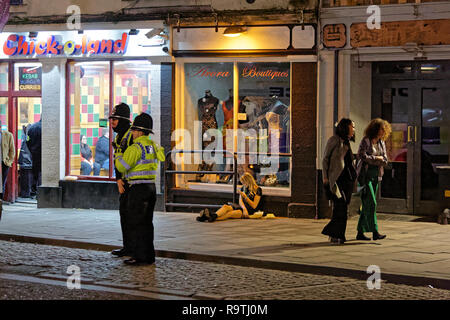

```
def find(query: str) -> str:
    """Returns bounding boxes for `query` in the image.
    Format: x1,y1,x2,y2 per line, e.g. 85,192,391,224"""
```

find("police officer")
115,112,165,265
109,103,133,258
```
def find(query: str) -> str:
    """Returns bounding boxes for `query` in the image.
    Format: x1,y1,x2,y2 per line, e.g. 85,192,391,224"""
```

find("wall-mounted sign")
19,66,41,91
189,65,289,80
323,24,346,49
4,33,128,56
350,19,450,48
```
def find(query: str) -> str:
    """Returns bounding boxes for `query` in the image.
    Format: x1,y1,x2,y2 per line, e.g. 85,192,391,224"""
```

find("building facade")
318,0,450,216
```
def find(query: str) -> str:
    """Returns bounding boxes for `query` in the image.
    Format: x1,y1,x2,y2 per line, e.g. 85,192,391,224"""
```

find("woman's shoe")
196,209,208,222
208,212,218,222
373,232,386,240
356,232,371,241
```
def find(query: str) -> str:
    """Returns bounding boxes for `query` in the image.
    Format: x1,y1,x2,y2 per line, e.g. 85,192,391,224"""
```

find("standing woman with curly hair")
356,118,392,241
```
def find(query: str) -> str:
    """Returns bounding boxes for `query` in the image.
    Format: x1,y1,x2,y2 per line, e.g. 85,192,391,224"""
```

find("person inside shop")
321,118,357,244
355,118,391,241
94,128,110,176
197,172,264,222
26,118,42,197
18,124,34,198
115,112,165,265
80,134,96,176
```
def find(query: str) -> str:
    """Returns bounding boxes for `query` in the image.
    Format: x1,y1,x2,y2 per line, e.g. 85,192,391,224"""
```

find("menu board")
19,66,41,91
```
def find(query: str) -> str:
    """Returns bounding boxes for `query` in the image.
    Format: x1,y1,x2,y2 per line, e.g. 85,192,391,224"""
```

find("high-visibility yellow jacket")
115,135,165,184
113,128,133,180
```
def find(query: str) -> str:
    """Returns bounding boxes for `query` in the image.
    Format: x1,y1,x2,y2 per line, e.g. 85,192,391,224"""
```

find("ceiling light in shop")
223,26,247,37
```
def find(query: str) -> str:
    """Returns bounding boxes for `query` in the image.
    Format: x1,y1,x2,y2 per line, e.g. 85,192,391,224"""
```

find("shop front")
167,25,318,217
0,23,172,209
320,4,450,216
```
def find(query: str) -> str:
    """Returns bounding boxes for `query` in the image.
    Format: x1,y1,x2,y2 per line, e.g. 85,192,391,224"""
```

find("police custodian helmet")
131,112,154,134
109,103,131,122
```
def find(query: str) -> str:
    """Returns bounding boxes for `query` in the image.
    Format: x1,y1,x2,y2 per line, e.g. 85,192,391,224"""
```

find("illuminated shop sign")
192,66,289,79
3,32,129,56
19,66,42,90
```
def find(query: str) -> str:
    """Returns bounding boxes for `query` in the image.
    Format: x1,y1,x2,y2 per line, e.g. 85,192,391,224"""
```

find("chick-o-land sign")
0,29,167,58
3,32,129,56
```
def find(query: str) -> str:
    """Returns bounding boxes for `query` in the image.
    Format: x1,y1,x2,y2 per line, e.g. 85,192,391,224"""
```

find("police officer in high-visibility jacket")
109,103,133,258
115,112,165,265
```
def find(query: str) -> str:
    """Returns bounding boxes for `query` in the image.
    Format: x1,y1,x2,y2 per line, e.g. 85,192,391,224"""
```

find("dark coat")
18,125,33,169
26,120,42,165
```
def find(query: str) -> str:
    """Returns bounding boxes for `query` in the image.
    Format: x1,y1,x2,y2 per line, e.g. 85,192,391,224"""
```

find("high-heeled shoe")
373,231,386,240
208,212,218,222
356,232,371,241
196,209,208,222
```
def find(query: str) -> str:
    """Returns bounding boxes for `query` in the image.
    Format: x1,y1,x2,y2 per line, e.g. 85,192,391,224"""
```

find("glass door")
416,79,450,214
16,97,42,200
373,79,416,214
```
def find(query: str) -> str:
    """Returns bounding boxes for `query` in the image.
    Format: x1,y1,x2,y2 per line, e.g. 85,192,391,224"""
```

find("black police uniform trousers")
127,182,156,263
119,182,132,254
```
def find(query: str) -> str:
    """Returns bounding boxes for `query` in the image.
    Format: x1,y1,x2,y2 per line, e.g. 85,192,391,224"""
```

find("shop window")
0,97,8,131
0,63,8,92
68,61,110,177
237,62,290,189
17,97,41,158
67,60,155,180
177,61,291,193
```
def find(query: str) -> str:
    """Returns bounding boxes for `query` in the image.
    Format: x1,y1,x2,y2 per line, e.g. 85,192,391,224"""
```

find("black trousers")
1,162,10,200
321,174,353,241
19,168,33,198
119,182,132,253
127,183,156,263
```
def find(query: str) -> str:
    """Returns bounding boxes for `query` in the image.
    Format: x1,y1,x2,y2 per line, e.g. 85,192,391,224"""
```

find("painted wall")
10,0,317,17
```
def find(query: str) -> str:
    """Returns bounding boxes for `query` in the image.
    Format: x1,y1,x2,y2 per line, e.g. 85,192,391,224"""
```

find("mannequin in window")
218,89,236,184
198,90,219,149
196,90,219,181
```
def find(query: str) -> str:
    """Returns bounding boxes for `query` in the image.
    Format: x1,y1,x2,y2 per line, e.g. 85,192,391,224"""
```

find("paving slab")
1,203,450,288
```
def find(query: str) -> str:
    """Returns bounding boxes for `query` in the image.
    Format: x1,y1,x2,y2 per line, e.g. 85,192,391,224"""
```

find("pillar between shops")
37,58,66,208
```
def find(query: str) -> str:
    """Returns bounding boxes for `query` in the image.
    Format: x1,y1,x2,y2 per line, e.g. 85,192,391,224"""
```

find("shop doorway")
372,61,450,215
0,62,42,203
15,97,42,202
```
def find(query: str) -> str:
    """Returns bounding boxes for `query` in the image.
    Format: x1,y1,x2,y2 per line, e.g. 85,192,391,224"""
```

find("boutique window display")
178,61,291,192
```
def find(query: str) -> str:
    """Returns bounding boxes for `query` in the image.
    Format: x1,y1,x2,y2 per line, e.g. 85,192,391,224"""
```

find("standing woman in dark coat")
321,118,357,244
355,118,391,241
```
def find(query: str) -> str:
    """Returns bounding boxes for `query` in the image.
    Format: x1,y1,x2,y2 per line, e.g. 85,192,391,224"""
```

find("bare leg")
216,209,243,221
216,204,233,218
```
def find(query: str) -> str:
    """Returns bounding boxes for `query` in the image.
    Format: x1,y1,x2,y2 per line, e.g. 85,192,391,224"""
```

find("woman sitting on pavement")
197,172,264,222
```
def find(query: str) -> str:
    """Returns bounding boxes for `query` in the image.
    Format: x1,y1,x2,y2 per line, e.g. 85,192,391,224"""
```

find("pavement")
1,201,450,290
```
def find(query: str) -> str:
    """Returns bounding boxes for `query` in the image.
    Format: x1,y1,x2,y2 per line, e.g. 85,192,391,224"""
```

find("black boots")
373,231,386,240
356,232,371,241
208,213,218,223
196,208,211,222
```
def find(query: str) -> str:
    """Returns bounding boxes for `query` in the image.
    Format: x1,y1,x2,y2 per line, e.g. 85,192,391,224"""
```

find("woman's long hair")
80,135,92,159
364,118,391,141
335,118,355,142
240,172,258,194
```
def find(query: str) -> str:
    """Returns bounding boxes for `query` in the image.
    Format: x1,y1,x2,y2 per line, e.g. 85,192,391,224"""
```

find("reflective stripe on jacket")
115,135,165,183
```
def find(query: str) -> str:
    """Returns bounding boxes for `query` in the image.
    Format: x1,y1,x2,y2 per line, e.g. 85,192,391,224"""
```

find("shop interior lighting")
223,25,247,37
128,29,139,35
28,31,38,38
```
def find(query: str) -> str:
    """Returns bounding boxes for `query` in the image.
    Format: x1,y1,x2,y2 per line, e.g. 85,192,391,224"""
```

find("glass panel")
113,60,154,179
14,63,42,91
419,61,450,75
375,62,413,75
17,97,41,159
380,84,408,199
68,61,110,177
0,97,8,131
0,63,8,91
421,83,449,201
237,62,291,189
180,63,234,188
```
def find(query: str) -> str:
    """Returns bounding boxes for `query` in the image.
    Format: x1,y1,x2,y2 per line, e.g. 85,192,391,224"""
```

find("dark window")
10,0,23,5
